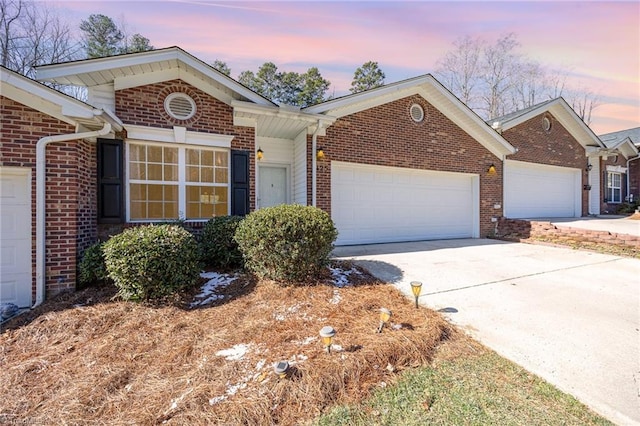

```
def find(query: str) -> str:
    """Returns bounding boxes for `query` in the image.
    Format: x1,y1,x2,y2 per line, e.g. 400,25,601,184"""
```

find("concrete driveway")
334,239,640,425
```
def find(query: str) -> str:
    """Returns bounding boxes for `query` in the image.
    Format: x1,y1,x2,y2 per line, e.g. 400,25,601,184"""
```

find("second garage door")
331,162,478,245
504,160,581,219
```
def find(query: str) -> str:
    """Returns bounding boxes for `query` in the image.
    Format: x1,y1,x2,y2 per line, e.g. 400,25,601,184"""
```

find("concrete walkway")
537,215,640,237
334,239,640,425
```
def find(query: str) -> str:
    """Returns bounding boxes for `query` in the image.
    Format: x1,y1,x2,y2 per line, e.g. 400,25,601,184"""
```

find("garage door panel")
505,160,580,219
332,162,477,245
0,169,32,308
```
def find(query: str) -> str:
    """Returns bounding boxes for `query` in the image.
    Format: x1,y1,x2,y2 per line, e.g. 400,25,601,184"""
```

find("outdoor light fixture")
584,184,592,191
487,164,497,175
273,360,289,378
586,164,593,172
377,308,392,333
317,147,325,161
410,281,423,309
319,326,336,353
257,147,264,161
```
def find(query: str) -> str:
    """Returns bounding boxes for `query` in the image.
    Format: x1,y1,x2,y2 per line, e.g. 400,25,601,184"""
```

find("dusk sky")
50,0,639,134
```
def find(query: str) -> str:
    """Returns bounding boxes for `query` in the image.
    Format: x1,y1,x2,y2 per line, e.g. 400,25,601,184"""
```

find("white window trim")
126,141,231,222
606,171,622,204
126,124,234,148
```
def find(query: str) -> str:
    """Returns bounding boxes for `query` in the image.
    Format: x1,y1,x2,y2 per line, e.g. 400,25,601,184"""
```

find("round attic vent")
542,116,552,132
410,104,424,122
164,93,196,120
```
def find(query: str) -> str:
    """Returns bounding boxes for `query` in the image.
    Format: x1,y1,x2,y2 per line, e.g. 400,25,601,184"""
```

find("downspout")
34,121,112,308
311,121,322,207
627,155,640,203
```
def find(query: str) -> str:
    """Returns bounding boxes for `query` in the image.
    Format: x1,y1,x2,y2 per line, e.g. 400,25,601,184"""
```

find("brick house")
1,46,613,307
597,127,639,214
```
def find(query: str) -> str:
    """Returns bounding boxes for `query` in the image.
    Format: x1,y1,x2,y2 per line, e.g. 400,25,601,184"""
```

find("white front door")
0,168,32,308
258,166,288,208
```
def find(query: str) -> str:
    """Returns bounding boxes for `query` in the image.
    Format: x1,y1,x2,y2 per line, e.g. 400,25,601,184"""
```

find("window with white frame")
606,172,622,203
128,142,229,220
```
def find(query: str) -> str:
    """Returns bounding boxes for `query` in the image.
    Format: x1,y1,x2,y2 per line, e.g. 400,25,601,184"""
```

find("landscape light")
410,281,423,308
377,308,392,333
319,326,336,353
273,360,289,379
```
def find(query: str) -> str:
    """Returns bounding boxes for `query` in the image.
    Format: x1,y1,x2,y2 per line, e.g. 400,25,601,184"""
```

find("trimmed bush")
234,204,338,282
201,216,244,269
78,242,109,288
103,224,200,301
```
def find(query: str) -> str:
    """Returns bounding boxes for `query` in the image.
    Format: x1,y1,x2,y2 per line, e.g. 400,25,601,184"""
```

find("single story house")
597,127,639,213
0,46,623,308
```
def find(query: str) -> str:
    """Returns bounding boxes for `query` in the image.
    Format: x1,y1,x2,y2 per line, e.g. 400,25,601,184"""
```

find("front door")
258,166,287,208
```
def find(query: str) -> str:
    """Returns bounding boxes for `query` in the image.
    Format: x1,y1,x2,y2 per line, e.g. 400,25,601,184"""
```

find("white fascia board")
608,138,639,159
232,100,335,126
2,69,98,123
126,124,233,148
36,49,183,82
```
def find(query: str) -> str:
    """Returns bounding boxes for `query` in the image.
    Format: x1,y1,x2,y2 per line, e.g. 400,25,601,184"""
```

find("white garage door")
331,162,478,245
504,160,581,219
1,168,32,308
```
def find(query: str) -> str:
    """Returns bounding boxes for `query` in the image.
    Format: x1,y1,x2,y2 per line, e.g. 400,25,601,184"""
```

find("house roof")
598,127,639,159
34,46,275,107
304,74,516,159
491,98,604,150
1,66,122,132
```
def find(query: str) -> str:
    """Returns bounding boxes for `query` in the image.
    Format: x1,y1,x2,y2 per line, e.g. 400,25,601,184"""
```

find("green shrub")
102,224,200,301
201,216,244,269
234,204,338,282
78,241,109,287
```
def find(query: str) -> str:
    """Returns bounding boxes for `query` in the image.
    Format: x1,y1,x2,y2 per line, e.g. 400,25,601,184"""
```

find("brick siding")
0,96,95,298
309,94,503,237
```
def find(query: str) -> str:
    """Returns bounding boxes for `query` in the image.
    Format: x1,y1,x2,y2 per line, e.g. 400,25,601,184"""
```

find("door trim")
257,163,291,209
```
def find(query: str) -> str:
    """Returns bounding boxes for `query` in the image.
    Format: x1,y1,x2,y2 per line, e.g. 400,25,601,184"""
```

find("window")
606,172,622,203
128,143,229,220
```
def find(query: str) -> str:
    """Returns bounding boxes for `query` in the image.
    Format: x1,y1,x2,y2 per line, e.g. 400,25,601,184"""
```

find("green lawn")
316,349,612,426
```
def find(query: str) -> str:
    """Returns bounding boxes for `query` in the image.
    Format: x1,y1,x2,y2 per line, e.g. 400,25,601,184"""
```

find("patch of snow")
227,381,247,396
330,289,342,304
209,395,227,405
331,344,344,352
293,336,316,346
190,272,238,307
215,343,250,361
330,266,361,288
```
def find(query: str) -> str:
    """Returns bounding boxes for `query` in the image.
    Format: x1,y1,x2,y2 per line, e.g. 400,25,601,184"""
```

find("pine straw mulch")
0,263,464,425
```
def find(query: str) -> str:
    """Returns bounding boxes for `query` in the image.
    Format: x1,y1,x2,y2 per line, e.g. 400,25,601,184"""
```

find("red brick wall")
309,95,503,237
115,79,256,211
502,113,589,215
629,157,640,204
0,96,96,298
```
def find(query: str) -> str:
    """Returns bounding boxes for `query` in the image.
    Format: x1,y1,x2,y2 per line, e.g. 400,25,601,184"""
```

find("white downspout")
34,121,112,308
311,121,322,207
627,155,640,203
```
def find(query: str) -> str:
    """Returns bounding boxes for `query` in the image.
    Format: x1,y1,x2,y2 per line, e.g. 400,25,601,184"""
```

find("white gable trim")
126,124,233,148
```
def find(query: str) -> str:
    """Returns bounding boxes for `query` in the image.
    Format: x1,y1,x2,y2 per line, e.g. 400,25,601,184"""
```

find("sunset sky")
50,0,639,134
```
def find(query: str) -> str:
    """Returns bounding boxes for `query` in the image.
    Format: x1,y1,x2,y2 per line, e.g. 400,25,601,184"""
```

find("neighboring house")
1,46,610,308
488,99,605,218
597,127,639,213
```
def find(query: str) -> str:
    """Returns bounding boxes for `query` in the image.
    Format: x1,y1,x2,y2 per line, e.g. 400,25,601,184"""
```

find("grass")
0,262,612,425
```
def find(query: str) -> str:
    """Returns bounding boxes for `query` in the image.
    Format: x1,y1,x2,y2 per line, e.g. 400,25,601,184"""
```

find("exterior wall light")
273,360,289,378
319,326,336,353
487,164,497,175
377,308,392,333
257,147,264,161
317,148,325,161
584,184,592,191
586,164,593,172
410,281,423,308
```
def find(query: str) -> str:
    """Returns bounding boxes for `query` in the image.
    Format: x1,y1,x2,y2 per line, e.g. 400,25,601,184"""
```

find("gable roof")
598,127,639,159
34,46,275,107
491,98,604,149
303,74,516,159
1,66,122,132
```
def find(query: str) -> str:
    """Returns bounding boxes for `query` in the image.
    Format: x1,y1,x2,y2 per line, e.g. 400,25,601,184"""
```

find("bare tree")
0,0,79,78
436,33,599,122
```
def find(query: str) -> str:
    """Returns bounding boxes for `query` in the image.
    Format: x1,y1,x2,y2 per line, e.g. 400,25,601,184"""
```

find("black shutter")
97,139,124,223
230,150,250,216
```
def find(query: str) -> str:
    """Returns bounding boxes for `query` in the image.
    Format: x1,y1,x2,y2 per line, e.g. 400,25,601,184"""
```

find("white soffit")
35,47,275,107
